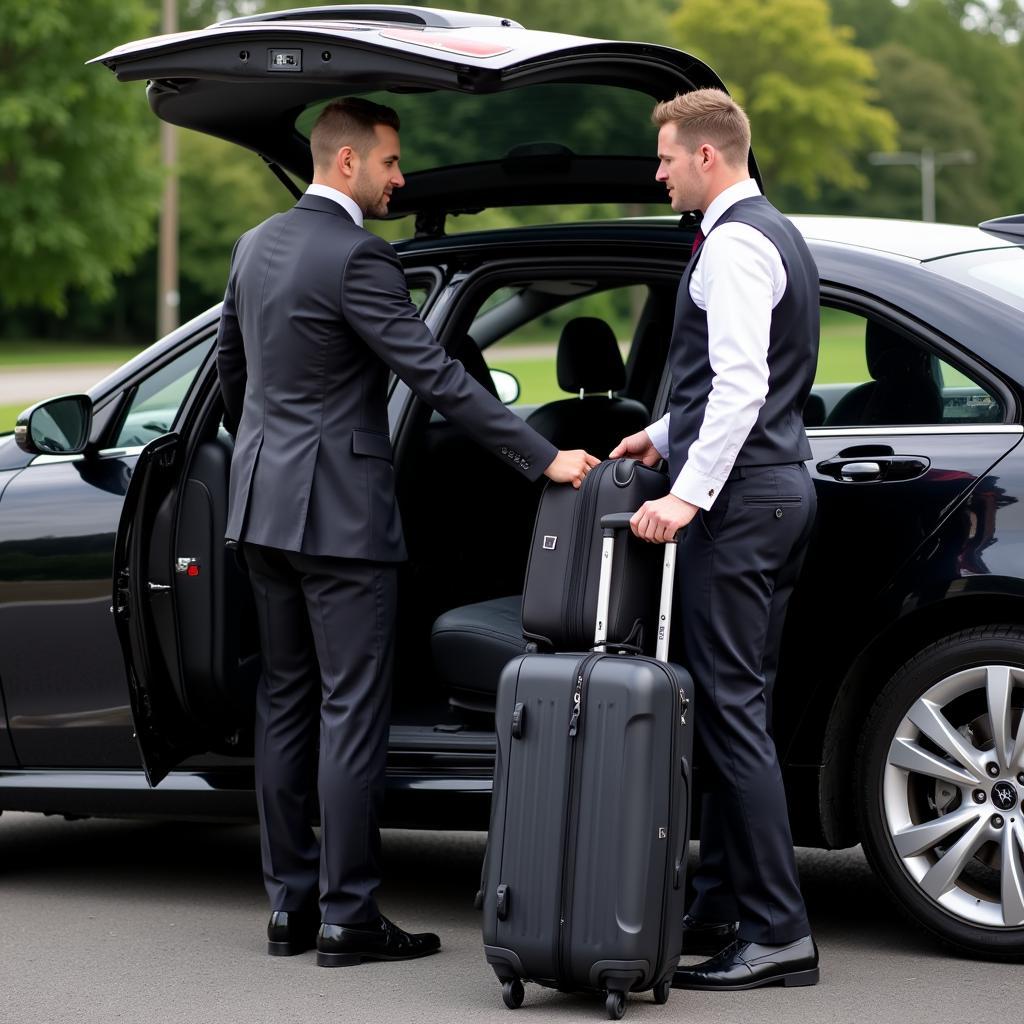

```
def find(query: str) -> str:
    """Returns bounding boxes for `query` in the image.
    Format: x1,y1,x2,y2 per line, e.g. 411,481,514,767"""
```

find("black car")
2,5,1023,960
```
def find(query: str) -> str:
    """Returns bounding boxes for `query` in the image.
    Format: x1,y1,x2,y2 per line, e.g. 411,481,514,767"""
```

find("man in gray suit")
217,98,597,967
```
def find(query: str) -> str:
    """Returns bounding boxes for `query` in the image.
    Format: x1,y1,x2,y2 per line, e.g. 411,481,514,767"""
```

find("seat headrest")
557,317,626,393
866,320,932,380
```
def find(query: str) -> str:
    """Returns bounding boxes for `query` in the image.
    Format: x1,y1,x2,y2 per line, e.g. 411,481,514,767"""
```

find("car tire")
857,625,1024,960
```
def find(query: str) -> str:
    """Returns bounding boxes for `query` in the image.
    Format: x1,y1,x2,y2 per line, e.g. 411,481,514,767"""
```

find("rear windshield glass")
296,84,657,170
927,248,1024,313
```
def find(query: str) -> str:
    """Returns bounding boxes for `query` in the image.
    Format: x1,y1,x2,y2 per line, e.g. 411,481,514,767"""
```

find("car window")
477,285,648,407
812,308,1003,427
110,338,213,449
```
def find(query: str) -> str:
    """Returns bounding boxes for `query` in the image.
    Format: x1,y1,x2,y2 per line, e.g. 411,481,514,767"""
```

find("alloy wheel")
883,664,1024,928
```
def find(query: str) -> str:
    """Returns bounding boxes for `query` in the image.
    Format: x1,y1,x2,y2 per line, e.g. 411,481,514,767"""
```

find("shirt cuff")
645,415,670,459
670,462,728,511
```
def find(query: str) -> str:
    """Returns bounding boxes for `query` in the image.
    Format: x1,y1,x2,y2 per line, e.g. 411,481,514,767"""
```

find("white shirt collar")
305,184,364,227
701,178,761,235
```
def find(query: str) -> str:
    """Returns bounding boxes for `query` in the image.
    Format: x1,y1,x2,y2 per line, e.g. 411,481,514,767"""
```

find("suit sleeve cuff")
670,463,728,511
524,438,559,482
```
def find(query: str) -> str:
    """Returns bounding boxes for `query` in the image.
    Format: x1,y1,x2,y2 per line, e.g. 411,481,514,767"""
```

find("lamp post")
157,0,179,337
868,149,975,222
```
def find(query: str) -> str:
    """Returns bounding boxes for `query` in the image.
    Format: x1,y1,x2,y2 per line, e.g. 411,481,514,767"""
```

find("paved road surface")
0,812,1013,1024
0,366,120,406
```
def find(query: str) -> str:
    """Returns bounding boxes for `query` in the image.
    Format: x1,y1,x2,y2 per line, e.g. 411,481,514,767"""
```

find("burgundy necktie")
690,228,705,257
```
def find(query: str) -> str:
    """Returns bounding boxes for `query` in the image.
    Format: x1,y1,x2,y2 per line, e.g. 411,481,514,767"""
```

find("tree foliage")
669,0,897,198
0,1,161,313
867,44,992,223
177,132,293,312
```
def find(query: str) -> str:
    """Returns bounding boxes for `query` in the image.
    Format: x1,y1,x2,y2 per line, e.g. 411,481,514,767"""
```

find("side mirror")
14,395,93,456
490,369,521,406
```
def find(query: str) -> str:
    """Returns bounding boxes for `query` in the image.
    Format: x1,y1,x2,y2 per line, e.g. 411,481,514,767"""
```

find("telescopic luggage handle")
596,513,678,662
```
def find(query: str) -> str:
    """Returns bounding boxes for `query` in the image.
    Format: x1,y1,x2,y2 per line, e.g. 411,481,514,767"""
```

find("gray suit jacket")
217,193,557,561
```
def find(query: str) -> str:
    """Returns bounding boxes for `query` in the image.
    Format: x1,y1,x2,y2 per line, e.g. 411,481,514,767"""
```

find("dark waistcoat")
667,195,819,482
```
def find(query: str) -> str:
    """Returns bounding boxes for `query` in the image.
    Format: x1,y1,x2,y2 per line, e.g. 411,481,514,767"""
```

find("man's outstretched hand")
630,493,698,543
544,449,601,489
609,430,662,467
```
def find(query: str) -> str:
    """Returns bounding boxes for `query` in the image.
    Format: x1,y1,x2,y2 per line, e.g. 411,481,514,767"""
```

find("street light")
157,0,179,338
868,149,975,223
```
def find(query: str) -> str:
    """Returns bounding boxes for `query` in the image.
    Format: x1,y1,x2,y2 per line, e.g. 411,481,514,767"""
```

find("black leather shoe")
316,915,441,968
680,914,738,957
672,936,819,990
267,909,319,956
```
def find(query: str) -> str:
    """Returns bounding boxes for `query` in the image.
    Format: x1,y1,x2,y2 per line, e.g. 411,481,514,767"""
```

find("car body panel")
779,427,1024,764
0,453,138,767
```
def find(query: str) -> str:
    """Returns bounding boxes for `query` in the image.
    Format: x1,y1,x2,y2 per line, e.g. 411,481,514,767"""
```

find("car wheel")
857,626,1024,959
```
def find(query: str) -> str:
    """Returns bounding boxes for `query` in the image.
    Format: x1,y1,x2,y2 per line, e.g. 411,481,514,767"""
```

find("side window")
812,308,1003,427
477,284,648,407
408,285,430,312
110,338,213,449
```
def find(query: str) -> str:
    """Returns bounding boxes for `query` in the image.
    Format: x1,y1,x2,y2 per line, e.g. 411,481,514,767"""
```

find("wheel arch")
818,586,1024,849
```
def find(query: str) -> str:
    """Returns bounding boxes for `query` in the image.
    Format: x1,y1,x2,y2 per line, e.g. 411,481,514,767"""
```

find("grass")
492,318,870,407
0,404,25,433
0,340,142,368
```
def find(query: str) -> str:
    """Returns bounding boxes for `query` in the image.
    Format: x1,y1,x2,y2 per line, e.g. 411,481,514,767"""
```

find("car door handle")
817,456,930,483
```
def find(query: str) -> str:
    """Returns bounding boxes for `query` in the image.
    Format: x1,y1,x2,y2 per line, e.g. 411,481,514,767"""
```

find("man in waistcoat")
611,89,820,989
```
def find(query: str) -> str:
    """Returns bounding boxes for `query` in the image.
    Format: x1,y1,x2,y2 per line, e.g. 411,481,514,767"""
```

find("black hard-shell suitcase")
521,459,668,653
483,513,694,1020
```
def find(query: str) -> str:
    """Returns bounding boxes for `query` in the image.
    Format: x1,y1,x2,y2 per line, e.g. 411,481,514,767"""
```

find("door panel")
0,455,138,767
113,433,202,785
774,427,1022,758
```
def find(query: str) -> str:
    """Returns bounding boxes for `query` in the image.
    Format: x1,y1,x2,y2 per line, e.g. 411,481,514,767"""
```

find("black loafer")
267,909,320,956
680,914,738,957
316,915,441,968
672,935,819,991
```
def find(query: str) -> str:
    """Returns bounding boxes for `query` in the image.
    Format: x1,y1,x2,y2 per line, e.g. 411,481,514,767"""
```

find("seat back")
526,317,650,456
824,320,943,426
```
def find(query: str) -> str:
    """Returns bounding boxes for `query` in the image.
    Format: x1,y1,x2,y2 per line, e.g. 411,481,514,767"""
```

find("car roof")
787,216,1019,262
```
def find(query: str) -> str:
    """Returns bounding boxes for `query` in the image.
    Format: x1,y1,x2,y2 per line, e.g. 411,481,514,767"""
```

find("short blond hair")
651,89,750,168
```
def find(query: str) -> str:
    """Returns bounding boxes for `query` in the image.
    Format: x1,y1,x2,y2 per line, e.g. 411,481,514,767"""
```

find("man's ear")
335,145,358,179
699,143,716,170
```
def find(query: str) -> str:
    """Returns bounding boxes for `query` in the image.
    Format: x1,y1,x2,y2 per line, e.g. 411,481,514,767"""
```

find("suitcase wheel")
501,979,525,1010
652,978,671,1005
605,991,627,1020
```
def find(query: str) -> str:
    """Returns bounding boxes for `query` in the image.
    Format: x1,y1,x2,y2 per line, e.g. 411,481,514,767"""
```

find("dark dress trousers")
217,193,557,924
668,196,820,945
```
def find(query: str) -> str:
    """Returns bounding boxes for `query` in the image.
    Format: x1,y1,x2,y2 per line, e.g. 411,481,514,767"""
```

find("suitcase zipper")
565,464,606,644
653,669,687,983
558,653,600,985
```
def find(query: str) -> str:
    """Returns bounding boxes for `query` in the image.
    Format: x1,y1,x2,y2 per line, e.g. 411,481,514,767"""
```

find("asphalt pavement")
0,812,1014,1024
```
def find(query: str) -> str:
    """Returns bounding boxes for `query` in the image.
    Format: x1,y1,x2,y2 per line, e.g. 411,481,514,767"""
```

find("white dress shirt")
645,179,788,510
305,183,364,227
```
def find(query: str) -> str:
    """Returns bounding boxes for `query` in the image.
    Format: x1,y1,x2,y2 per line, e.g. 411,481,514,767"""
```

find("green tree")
0,1,161,313
177,132,293,314
866,44,993,223
887,0,1024,216
669,0,897,199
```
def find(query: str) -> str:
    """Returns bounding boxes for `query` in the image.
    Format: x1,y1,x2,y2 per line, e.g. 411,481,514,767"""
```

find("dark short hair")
310,97,401,169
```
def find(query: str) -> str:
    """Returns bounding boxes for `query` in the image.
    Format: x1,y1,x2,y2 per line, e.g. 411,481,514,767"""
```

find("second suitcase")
521,458,668,653
482,514,694,1020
